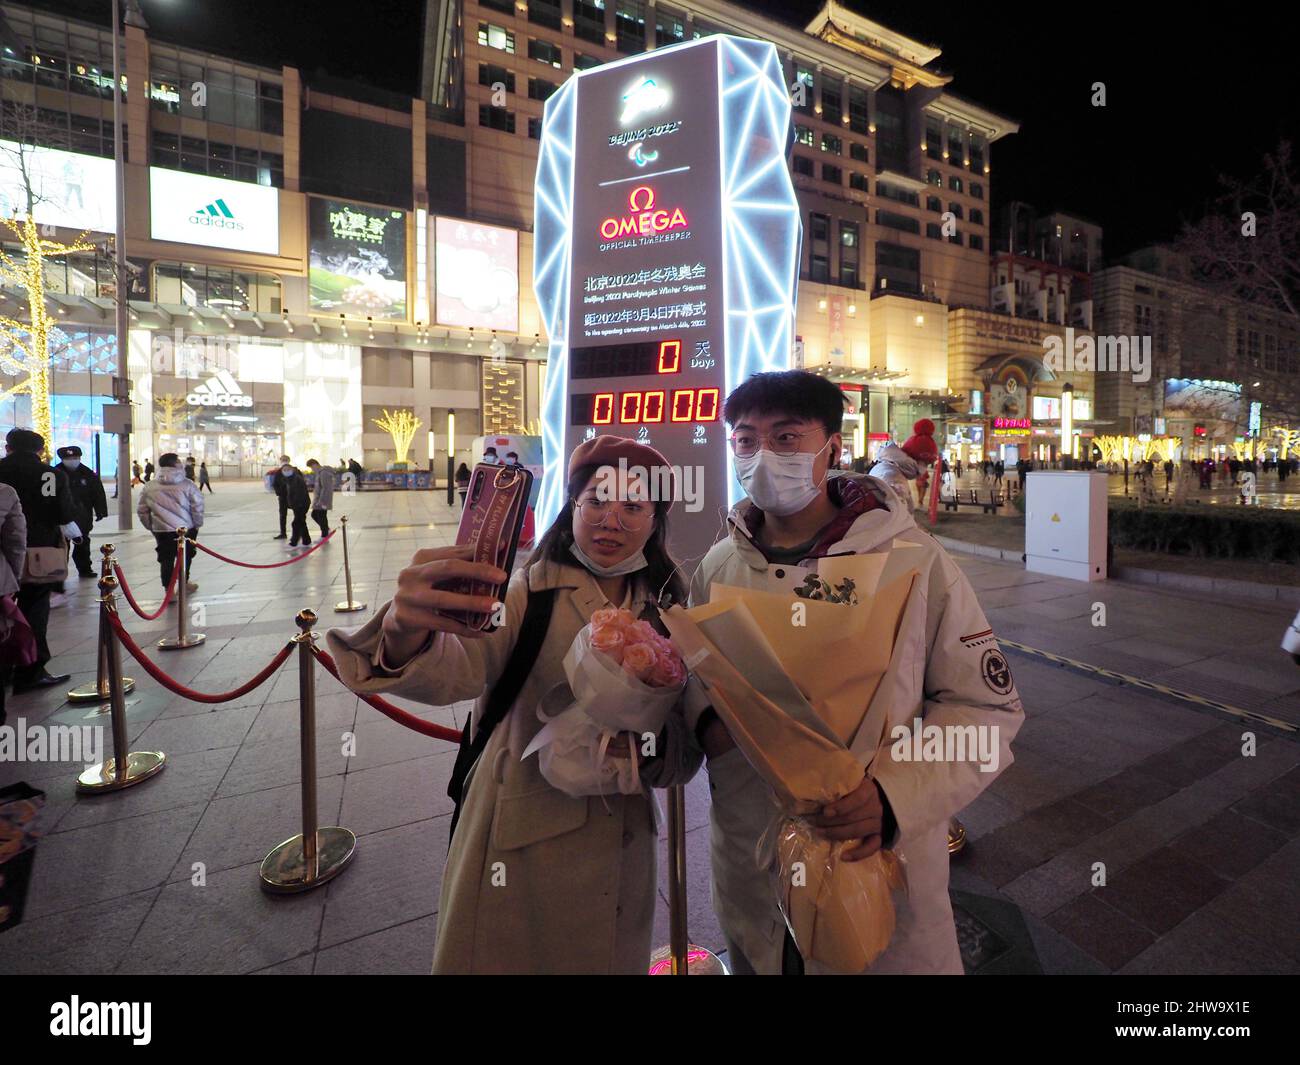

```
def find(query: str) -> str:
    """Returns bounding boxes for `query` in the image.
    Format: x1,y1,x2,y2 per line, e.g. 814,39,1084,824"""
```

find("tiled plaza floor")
0,480,1296,974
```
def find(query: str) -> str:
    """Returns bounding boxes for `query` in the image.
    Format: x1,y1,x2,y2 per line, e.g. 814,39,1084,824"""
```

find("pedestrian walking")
0,428,75,693
143,458,154,482
198,461,213,493
305,459,333,538
184,456,196,482
280,460,311,547
54,445,107,580
270,454,291,540
131,460,143,487
137,453,204,594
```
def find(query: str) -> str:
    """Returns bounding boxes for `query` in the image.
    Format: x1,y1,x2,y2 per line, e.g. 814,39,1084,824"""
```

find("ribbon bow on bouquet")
523,607,687,798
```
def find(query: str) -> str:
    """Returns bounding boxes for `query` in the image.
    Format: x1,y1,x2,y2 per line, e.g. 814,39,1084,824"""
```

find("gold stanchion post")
76,575,166,793
648,784,728,975
68,544,135,703
158,527,205,650
334,515,366,613
259,609,356,892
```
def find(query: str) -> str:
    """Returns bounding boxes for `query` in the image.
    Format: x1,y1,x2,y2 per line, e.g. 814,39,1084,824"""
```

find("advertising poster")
0,141,116,233
149,168,279,254
434,217,519,331
309,197,408,320
1163,379,1243,422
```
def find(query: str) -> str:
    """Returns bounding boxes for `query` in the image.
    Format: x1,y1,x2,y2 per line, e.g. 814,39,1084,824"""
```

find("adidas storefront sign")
189,197,245,231
186,371,254,408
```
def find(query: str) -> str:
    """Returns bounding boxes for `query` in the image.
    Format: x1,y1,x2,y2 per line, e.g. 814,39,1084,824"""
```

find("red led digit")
696,387,719,421
643,390,665,422
657,339,681,374
620,390,643,423
593,393,614,424
670,389,694,422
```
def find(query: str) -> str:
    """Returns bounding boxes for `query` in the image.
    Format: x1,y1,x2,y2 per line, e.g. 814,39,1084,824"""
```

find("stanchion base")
334,600,367,613
76,750,166,793
67,677,136,703
948,818,967,855
648,944,730,975
157,633,206,650
259,827,356,894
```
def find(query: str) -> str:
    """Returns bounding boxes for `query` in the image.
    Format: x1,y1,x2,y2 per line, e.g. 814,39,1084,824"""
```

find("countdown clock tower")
533,35,801,566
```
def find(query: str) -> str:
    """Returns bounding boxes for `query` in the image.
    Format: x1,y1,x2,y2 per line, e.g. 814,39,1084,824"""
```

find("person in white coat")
868,419,940,510
137,452,205,594
686,371,1024,974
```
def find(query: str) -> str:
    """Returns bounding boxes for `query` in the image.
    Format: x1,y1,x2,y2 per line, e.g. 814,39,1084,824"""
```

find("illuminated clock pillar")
533,35,801,564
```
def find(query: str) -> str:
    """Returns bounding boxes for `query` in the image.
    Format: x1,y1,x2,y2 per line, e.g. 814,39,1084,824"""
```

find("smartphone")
441,462,534,630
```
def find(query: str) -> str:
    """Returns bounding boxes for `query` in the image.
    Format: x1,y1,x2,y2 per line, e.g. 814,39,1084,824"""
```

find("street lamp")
446,410,455,506
1060,383,1074,468
111,0,147,527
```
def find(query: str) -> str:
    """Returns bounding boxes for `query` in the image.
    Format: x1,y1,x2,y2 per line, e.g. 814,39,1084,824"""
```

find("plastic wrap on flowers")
773,816,907,974
522,608,686,797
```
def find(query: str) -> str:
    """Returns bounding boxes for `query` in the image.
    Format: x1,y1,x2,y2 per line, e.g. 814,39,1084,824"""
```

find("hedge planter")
1107,500,1300,563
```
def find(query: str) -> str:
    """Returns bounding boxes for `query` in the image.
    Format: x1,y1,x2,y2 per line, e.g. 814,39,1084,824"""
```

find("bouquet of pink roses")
523,607,687,797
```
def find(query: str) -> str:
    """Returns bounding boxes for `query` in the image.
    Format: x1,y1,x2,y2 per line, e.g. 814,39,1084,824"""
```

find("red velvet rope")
107,608,294,703
310,645,462,742
189,528,336,568
112,539,183,621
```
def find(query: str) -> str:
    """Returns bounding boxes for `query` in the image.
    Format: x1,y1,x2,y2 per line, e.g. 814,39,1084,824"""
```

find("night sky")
36,0,1299,258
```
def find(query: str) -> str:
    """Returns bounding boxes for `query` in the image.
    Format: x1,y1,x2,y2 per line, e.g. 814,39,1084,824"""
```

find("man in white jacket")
137,452,205,594
687,371,1024,974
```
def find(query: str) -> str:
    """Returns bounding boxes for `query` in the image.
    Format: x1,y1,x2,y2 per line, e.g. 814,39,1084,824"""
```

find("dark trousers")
14,583,53,684
200,479,213,493
277,498,288,536
154,528,197,588
310,507,330,537
71,530,95,576
289,507,310,545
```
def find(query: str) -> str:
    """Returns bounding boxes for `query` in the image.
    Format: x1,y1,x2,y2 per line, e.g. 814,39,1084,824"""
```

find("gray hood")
870,443,920,480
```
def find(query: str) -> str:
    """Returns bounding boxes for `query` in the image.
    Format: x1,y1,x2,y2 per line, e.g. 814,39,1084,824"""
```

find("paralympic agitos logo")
599,185,688,241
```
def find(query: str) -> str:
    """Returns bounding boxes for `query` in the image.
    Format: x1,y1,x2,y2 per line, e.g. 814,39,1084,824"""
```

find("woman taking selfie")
327,436,699,974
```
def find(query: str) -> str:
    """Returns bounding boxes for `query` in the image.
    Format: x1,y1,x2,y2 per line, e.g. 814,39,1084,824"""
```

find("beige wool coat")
327,556,701,974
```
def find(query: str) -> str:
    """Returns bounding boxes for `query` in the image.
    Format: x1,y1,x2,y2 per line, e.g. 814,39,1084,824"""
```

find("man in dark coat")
270,453,291,539
55,445,107,579
0,428,75,691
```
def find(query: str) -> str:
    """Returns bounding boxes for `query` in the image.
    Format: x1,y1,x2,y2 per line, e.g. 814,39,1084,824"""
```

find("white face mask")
281,466,293,476
569,540,648,578
733,439,833,516
63,458,80,470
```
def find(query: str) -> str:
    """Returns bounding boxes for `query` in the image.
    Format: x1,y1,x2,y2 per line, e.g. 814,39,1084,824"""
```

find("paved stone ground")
0,481,1296,974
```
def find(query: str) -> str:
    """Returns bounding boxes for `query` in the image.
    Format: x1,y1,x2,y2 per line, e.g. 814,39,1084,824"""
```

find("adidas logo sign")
188,197,245,231
186,370,253,407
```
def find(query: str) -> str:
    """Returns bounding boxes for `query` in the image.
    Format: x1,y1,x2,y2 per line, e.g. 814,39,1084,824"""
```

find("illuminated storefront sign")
0,141,116,233
993,417,1032,430
149,168,279,254
534,36,800,557
185,370,254,408
433,216,518,332
309,197,407,320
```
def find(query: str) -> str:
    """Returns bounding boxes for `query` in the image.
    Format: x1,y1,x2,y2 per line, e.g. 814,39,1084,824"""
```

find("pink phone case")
444,463,533,630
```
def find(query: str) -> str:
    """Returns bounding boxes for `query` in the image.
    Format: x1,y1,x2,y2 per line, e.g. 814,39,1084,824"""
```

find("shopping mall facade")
1,0,1105,479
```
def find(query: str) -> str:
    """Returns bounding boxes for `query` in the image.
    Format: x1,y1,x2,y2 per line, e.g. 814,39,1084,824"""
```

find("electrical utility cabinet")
1024,471,1108,581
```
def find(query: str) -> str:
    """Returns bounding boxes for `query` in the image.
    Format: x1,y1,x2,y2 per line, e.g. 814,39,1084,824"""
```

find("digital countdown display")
534,37,801,560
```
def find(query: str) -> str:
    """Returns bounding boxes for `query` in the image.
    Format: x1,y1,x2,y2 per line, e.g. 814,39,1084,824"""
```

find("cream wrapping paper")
662,554,918,972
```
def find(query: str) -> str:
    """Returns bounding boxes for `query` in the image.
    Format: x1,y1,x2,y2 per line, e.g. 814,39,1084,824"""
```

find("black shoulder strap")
447,582,557,841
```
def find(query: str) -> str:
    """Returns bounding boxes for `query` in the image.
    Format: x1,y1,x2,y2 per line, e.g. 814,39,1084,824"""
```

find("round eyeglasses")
728,427,826,458
574,498,652,531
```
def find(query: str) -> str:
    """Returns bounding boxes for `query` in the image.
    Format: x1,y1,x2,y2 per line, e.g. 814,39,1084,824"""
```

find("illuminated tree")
0,98,95,452
372,408,422,464
154,393,188,433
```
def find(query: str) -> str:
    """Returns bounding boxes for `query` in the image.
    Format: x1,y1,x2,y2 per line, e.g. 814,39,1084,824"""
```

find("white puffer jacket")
868,443,920,510
685,473,1024,974
137,466,205,532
